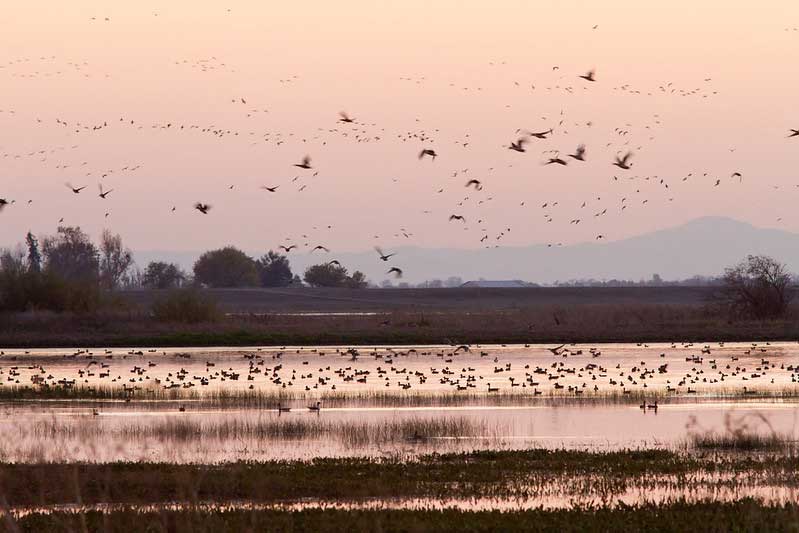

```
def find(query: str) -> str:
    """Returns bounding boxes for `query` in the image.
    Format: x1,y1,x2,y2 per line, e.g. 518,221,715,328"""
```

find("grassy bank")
2,305,799,347
13,501,799,533
0,449,796,508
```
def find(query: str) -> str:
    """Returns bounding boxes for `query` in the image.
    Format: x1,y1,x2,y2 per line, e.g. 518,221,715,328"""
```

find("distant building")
460,280,531,288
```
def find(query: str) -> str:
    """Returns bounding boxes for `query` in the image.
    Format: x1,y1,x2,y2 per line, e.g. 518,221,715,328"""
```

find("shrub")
151,289,220,323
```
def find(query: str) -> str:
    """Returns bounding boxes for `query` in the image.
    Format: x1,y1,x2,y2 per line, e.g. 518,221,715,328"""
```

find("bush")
718,255,793,319
151,290,220,323
193,247,258,288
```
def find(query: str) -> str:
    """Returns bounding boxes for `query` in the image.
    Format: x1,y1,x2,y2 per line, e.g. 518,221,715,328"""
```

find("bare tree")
719,255,793,319
99,229,133,290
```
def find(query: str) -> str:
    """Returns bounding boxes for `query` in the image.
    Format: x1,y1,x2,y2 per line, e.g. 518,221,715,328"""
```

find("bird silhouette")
579,69,596,82
568,144,586,161
509,138,528,152
387,267,403,278
375,247,396,261
449,214,465,222
465,179,483,190
545,155,568,166
279,245,297,252
294,156,312,169
613,152,633,170
339,111,355,123
328,260,341,266
261,186,279,192
66,183,86,194
527,129,553,139
312,245,330,253
788,129,799,138
418,149,437,160
98,184,113,199
0,199,8,212
194,203,211,214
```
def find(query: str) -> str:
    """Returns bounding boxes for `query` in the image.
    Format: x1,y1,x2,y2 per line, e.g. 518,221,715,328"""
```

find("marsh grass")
31,416,497,446
689,431,796,451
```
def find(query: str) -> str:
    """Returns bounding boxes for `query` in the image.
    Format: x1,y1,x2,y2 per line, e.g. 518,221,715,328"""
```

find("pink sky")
1,0,799,254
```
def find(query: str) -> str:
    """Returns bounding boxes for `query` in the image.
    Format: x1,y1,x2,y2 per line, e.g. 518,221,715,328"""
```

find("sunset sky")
2,0,799,256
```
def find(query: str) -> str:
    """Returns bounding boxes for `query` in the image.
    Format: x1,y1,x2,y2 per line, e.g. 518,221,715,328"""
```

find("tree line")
0,228,369,311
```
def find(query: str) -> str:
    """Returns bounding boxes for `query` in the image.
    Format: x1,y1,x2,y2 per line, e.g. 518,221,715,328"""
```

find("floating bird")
194,203,211,214
613,152,633,170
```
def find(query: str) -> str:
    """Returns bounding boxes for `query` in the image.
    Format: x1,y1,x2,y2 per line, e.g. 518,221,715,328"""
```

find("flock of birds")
0,342,795,412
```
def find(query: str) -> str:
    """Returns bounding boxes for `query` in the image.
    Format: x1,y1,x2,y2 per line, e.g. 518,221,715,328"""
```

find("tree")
26,232,41,273
99,230,133,290
719,255,793,319
193,247,258,288
255,251,293,287
304,263,349,287
42,226,99,283
143,261,186,289
345,270,368,289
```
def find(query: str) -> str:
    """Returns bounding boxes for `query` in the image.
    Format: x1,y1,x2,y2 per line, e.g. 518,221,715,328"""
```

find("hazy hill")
135,217,799,285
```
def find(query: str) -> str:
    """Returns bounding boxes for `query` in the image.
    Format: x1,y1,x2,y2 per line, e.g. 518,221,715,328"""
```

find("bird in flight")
0,198,8,212
418,149,438,160
261,186,279,192
375,247,396,261
98,184,113,199
449,214,466,222
294,156,312,169
579,69,596,82
731,172,742,182
613,152,633,170
387,267,403,278
568,144,587,161
328,260,341,266
789,129,799,138
279,245,297,252
338,111,355,123
545,155,568,166
312,245,330,253
194,203,211,214
66,183,86,194
465,179,483,190
509,138,528,152
527,129,553,139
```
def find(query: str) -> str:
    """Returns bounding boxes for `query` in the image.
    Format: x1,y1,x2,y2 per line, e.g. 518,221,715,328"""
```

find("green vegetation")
13,501,799,533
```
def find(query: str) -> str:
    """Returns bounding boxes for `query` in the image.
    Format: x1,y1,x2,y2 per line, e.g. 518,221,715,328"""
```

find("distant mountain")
135,217,799,285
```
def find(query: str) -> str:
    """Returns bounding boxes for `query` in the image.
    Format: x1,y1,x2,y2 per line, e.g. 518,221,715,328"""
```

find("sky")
2,1,799,264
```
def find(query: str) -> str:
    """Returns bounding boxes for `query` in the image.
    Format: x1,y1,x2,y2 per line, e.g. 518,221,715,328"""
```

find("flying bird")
465,179,483,190
449,214,466,222
194,203,211,214
98,184,113,199
568,144,586,161
387,267,403,278
527,129,553,139
0,199,8,212
328,260,341,266
261,186,279,192
338,111,355,123
613,152,633,170
545,156,568,166
418,149,438,160
294,156,312,169
509,138,528,152
579,69,596,82
279,245,297,252
66,183,86,194
788,129,799,137
312,245,330,253
375,247,396,261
